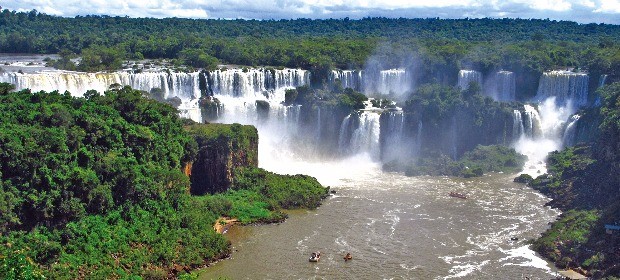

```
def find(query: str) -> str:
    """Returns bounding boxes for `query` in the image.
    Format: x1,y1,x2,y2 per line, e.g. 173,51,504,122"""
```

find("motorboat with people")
309,251,321,262
449,191,467,199
344,252,352,261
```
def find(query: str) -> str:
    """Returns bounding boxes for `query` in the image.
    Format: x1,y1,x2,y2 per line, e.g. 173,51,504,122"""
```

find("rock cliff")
185,123,258,195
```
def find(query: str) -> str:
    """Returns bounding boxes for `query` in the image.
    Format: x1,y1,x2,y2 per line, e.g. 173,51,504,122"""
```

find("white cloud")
595,0,620,13
530,0,573,11
1,0,619,23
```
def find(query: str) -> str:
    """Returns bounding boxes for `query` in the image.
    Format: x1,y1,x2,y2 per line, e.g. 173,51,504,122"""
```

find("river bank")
199,156,559,280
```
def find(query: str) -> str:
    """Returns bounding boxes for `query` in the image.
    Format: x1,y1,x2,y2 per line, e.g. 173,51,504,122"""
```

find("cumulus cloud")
2,0,619,24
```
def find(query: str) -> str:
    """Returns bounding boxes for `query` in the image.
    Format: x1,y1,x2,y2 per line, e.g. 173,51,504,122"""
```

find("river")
199,154,559,280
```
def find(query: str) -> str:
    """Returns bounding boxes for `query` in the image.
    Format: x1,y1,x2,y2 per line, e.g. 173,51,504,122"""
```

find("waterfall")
513,110,524,140
362,68,411,99
330,70,363,91
535,70,589,108
599,74,608,88
380,111,405,162
514,98,575,175
457,70,483,91
207,68,309,102
562,114,581,147
316,107,322,141
338,114,353,152
492,71,515,101
0,71,202,99
523,105,542,138
347,112,381,159
0,67,310,126
286,105,302,133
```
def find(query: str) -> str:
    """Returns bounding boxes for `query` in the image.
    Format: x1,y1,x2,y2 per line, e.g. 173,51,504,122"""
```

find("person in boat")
344,252,352,261
311,252,316,258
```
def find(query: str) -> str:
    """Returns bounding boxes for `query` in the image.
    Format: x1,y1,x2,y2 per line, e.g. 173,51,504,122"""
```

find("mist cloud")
2,0,619,24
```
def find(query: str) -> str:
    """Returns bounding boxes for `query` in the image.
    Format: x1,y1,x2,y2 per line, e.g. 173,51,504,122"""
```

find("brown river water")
199,155,559,280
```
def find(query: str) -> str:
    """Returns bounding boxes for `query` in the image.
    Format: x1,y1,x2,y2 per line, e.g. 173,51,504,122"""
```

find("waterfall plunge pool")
199,155,559,280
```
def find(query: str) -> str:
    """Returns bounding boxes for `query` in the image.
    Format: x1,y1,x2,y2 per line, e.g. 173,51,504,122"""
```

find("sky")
2,0,620,24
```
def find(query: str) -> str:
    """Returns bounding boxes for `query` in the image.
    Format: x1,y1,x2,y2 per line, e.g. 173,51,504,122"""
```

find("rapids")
199,154,559,280
2,59,598,278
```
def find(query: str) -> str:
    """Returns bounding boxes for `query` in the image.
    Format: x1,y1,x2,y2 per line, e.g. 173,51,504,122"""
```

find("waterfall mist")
0,63,599,179
513,71,585,176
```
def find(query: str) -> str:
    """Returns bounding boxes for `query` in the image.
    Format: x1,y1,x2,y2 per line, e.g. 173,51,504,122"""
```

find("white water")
0,63,562,279
458,70,483,91
331,70,363,91
361,68,412,99
562,114,581,147
346,112,381,160
513,69,589,176
491,71,516,101
536,70,589,107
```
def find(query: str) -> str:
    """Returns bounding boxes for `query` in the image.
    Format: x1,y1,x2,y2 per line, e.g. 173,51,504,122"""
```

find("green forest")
1,9,619,87
0,84,328,279
2,8,620,279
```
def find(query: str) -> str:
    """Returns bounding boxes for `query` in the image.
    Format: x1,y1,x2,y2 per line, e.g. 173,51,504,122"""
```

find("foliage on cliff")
530,83,620,278
286,85,368,112
380,83,519,174
389,144,525,177
0,83,328,279
233,167,329,210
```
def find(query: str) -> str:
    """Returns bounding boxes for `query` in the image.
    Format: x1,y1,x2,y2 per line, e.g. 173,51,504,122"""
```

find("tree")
179,48,219,70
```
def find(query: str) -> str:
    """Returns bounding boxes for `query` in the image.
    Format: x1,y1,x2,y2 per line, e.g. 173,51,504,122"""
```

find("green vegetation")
1,10,619,96
513,173,533,184
0,83,328,279
528,83,620,278
532,210,600,268
233,167,329,210
394,145,525,177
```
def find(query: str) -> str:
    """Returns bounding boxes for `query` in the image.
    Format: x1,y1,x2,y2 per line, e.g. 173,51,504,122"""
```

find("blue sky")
3,0,620,24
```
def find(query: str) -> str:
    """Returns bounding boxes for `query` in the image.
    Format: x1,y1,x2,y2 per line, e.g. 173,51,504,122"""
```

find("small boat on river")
309,251,321,262
449,192,467,199
344,252,352,261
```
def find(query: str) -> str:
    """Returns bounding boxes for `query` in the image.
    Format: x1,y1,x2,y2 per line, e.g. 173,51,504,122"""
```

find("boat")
309,251,321,262
449,192,467,199
344,253,352,261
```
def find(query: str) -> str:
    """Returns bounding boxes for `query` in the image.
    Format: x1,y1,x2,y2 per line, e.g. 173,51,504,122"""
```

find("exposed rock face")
185,123,258,195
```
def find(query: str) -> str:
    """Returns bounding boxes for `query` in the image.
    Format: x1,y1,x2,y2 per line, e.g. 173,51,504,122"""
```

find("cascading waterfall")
378,111,405,161
599,74,608,88
345,112,381,159
0,71,202,99
330,70,363,91
492,71,515,101
514,97,575,175
0,67,310,128
513,110,525,139
562,114,581,147
362,68,411,99
0,70,205,122
457,70,483,91
316,107,322,141
513,70,590,176
208,68,309,102
523,105,542,138
535,70,589,107
338,115,353,151
378,69,410,97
